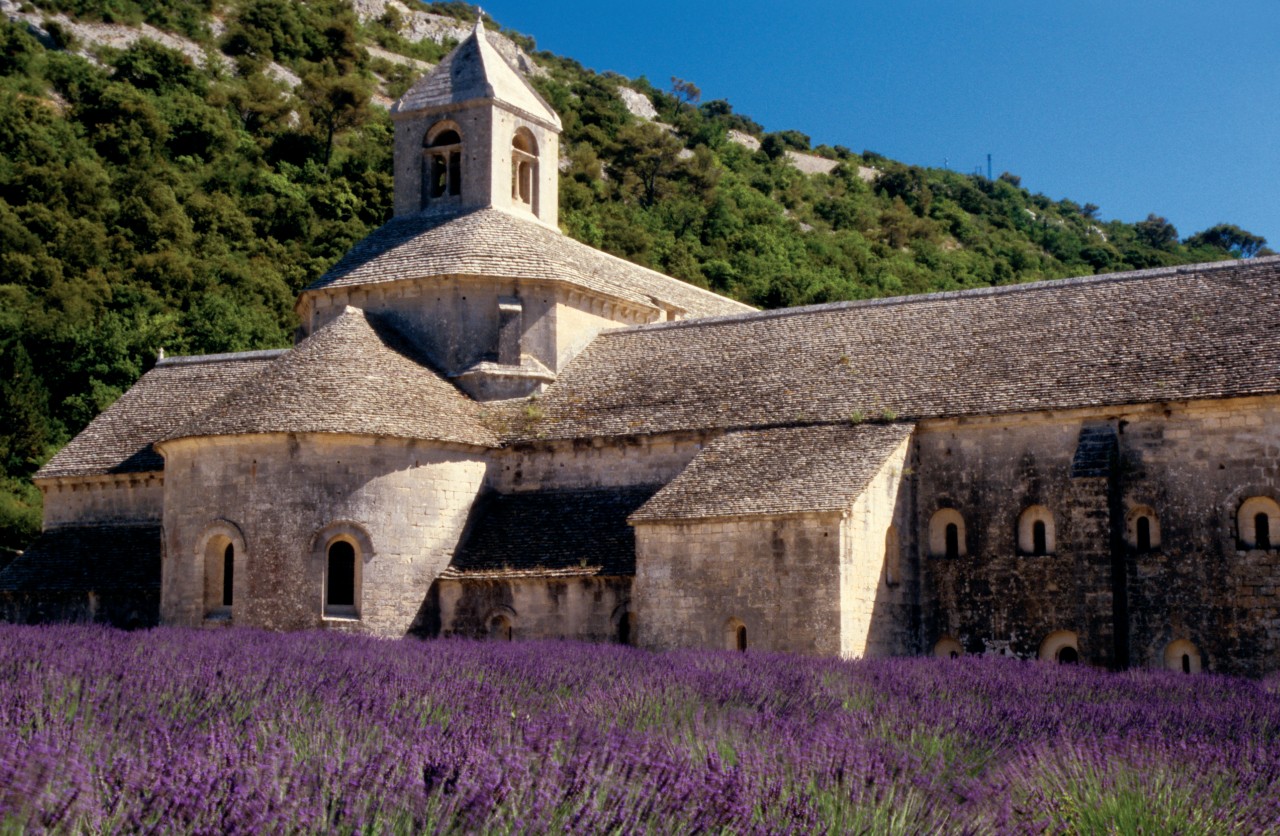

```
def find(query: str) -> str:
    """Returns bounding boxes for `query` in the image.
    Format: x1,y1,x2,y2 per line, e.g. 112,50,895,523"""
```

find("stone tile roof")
631,424,913,522
165,307,498,448
393,21,559,128
0,523,161,593
530,257,1280,440
442,486,659,579
304,206,753,319
35,350,285,479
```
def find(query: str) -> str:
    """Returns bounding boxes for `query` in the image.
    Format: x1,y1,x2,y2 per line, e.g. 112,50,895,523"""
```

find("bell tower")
390,20,561,227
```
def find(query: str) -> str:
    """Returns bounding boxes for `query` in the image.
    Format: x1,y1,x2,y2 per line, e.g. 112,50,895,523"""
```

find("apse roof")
35,350,285,479
163,307,498,448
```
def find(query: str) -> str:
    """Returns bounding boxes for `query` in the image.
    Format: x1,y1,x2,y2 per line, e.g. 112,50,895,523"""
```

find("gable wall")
840,434,914,657
633,512,844,654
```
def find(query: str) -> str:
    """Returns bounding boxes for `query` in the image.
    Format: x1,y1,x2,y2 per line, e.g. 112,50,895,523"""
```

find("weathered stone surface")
915,397,1280,676
159,433,486,636
635,514,844,654
617,87,658,121
427,576,630,642
0,523,160,629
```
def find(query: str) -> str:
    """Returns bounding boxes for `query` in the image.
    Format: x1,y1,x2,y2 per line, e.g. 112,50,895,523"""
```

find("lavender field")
1,626,1279,834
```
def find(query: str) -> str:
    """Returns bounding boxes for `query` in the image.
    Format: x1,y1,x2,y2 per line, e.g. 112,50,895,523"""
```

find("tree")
1184,224,1268,259
1135,213,1179,250
670,76,700,109
612,121,684,207
298,68,371,166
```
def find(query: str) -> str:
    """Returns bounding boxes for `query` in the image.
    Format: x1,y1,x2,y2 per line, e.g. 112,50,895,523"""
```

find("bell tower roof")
393,20,560,130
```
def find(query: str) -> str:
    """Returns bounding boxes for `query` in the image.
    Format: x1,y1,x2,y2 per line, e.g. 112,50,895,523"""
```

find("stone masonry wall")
427,576,630,642
633,513,843,654
489,433,709,493
916,396,1280,676
840,434,914,657
39,475,163,527
302,277,651,379
159,433,486,636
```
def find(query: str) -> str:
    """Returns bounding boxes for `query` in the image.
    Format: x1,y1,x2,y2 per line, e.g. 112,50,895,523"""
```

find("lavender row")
0,625,1277,833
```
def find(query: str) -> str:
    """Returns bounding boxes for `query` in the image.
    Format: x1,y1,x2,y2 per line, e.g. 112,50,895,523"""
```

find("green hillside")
0,0,1270,553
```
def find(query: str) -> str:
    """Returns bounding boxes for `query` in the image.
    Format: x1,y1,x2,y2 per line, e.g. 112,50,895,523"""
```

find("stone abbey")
5,23,1280,676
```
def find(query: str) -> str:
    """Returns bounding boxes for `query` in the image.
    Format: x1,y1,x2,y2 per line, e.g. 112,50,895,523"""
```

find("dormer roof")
393,20,560,130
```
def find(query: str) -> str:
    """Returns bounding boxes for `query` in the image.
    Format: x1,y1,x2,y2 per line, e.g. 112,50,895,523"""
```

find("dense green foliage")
0,1,1270,553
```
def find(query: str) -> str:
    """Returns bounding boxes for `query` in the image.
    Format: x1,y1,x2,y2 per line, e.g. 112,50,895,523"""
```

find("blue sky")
478,1,1280,248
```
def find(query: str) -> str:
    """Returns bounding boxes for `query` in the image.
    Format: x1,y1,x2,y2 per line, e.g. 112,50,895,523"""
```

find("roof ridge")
157,348,290,367
612,254,1280,336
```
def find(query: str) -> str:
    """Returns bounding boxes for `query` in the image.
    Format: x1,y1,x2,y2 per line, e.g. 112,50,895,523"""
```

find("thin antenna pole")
987,153,992,180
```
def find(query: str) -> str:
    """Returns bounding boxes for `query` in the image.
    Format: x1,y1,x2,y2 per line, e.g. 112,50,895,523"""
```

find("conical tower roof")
393,20,560,129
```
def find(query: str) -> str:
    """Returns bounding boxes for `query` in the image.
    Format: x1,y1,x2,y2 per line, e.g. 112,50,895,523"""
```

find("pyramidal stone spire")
390,19,561,225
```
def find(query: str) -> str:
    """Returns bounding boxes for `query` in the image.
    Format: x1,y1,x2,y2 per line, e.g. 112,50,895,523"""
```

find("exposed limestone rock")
618,87,658,121
350,0,544,77
1,0,231,71
727,130,761,151
264,62,301,90
367,44,433,72
785,150,840,175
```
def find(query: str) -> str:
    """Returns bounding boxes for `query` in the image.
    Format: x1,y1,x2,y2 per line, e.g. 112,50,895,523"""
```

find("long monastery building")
5,23,1280,676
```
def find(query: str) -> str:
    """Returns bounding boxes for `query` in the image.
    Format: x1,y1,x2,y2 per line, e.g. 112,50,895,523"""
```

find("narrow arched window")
1164,639,1201,673
1237,497,1279,549
222,543,234,607
725,618,747,652
488,614,512,641
326,540,356,608
1032,520,1047,556
422,127,462,206
511,129,537,208
1018,506,1055,556
1136,516,1151,552
929,509,966,558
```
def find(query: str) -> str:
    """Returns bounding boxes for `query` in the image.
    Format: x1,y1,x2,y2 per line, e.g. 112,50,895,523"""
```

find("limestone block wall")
633,513,843,654
158,433,487,636
490,433,709,493
300,278,652,379
487,108,559,226
393,105,491,217
840,435,914,658
916,396,1280,676
426,576,630,642
392,105,558,226
1117,397,1280,676
38,474,163,527
918,415,1123,664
